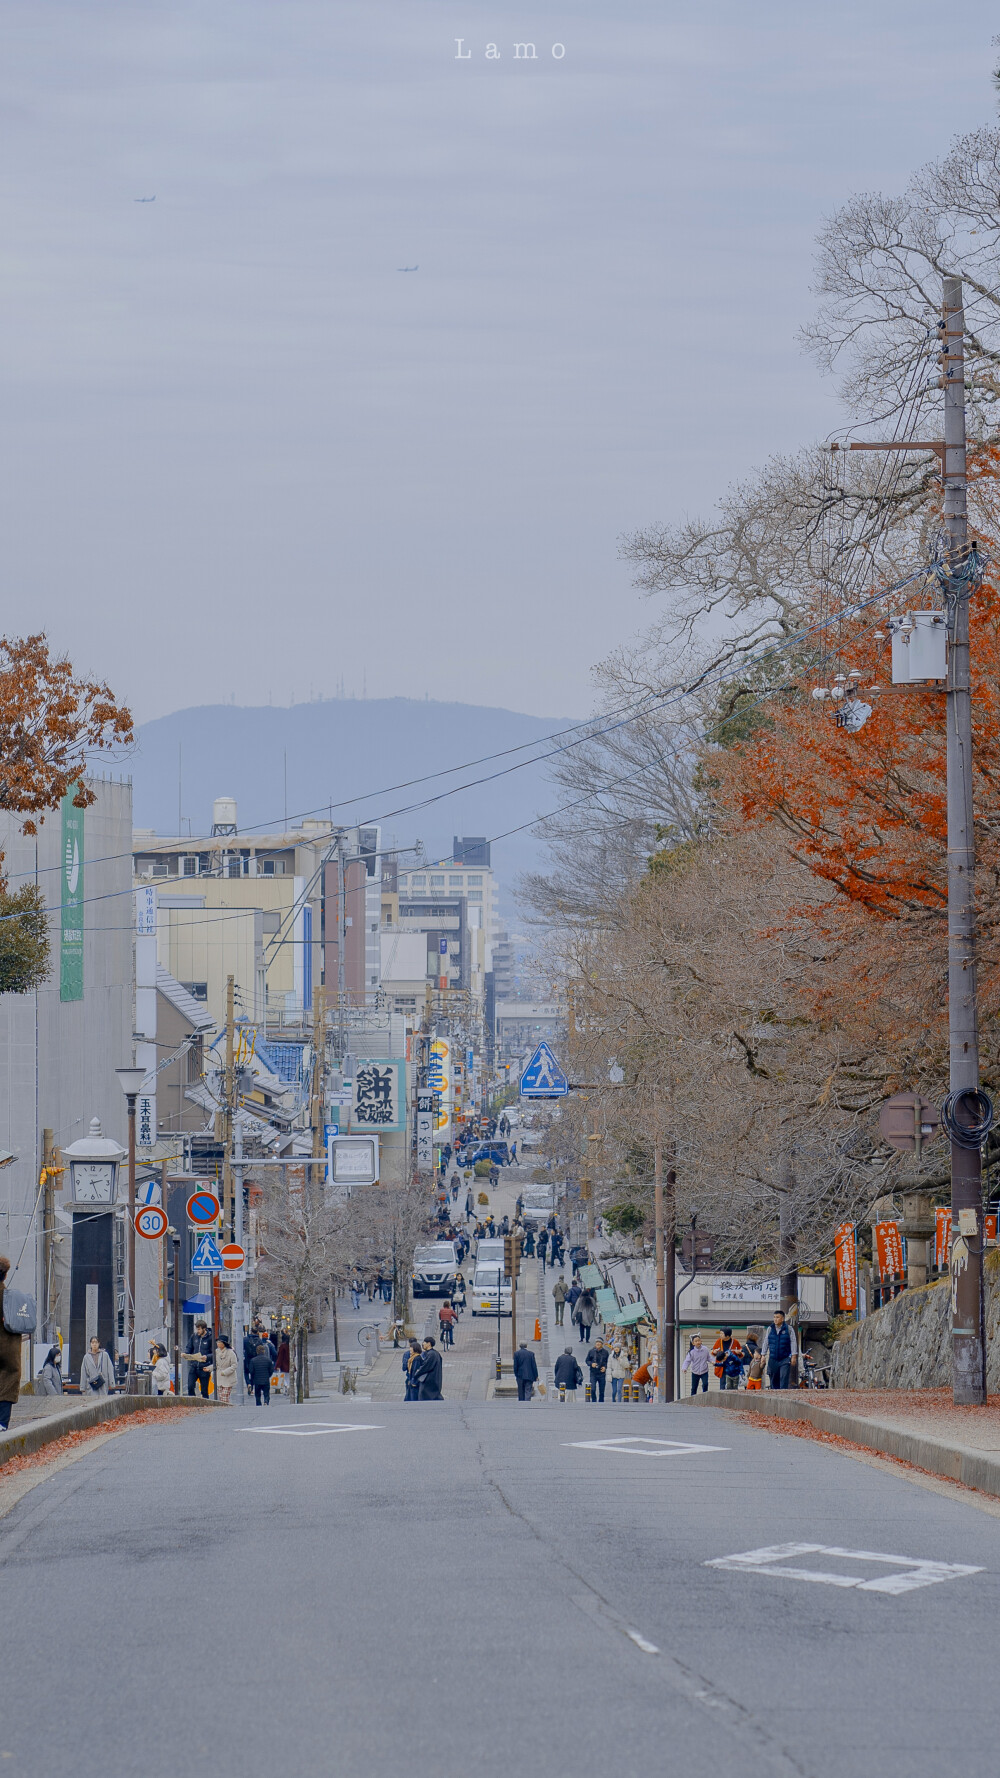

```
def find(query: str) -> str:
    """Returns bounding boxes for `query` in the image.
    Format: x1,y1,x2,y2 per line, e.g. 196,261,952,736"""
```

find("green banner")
60,792,84,1002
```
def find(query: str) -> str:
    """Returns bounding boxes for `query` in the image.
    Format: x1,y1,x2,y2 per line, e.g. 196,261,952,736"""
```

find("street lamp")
116,1066,146,1387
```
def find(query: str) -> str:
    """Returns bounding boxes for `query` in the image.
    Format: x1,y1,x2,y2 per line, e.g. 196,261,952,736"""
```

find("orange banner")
834,1221,857,1311
874,1219,904,1281
934,1207,951,1270
986,1215,997,1244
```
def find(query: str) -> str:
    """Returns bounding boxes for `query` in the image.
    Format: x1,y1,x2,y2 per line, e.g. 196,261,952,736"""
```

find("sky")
1,1,997,725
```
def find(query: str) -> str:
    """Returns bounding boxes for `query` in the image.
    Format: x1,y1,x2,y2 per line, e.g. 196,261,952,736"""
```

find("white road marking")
705,1541,984,1594
625,1628,660,1654
564,1436,729,1458
236,1422,383,1437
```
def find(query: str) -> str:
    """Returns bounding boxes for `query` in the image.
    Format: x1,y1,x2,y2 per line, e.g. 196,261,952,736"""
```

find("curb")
690,1391,1000,1497
0,1394,215,1469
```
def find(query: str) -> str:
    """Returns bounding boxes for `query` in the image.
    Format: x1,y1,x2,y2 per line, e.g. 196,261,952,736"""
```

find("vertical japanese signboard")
350,1058,405,1133
416,1090,434,1167
834,1222,857,1312
934,1207,951,1270
874,1220,904,1281
60,791,84,1002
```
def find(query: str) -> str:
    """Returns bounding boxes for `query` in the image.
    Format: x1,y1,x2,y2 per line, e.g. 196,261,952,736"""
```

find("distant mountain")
129,697,581,902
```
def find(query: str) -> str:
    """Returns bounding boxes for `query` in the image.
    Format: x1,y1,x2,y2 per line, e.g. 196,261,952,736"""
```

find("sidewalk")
693,1387,1000,1496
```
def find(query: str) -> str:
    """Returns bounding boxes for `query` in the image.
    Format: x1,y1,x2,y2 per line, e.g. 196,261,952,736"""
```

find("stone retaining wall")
830,1257,1000,1390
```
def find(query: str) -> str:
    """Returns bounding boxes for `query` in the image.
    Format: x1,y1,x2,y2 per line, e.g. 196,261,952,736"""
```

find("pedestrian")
552,1274,568,1326
249,1341,274,1406
608,1343,628,1403
274,1334,291,1395
451,1273,466,1313
500,1214,509,1237
350,1273,363,1311
0,1256,23,1432
550,1233,563,1268
537,1229,549,1270
216,1335,239,1404
379,1271,393,1304
712,1327,743,1391
438,1301,457,1347
151,1344,172,1396
554,1348,583,1401
403,1339,422,1401
681,1334,710,1395
573,1290,596,1344
512,1342,538,1402
743,1328,764,1391
586,1338,609,1402
80,1335,116,1398
523,1227,536,1259
760,1310,797,1390
242,1326,258,1393
185,1320,214,1398
465,1189,474,1223
35,1343,64,1396
415,1336,443,1401
566,1279,581,1317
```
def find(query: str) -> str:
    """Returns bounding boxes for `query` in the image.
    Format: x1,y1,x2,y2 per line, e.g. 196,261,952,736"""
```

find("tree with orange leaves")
0,634,132,993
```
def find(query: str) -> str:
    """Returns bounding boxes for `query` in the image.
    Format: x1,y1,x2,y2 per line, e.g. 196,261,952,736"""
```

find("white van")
470,1264,512,1317
476,1237,505,1268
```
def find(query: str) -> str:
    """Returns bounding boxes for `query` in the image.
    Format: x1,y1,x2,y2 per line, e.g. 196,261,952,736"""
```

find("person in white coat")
151,1345,172,1396
215,1335,239,1404
608,1344,628,1404
79,1337,115,1397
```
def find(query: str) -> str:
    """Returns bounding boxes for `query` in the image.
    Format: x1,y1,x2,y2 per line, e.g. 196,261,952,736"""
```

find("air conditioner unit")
889,611,947,683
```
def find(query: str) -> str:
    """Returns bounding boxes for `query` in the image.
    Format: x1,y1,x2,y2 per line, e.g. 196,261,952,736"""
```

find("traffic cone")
533,1318,541,1342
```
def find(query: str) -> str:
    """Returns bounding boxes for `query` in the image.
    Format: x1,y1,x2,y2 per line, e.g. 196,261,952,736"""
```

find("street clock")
63,1118,125,1208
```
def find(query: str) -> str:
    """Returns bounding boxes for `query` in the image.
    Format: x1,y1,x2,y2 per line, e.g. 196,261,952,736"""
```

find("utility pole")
222,974,235,1239
942,274,986,1406
311,984,327,1159
654,1128,677,1404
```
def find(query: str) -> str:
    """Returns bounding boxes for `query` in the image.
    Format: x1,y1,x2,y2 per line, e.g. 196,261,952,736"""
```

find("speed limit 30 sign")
135,1205,168,1241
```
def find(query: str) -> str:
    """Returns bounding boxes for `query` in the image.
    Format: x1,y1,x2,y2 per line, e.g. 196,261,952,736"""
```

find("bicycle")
357,1322,380,1349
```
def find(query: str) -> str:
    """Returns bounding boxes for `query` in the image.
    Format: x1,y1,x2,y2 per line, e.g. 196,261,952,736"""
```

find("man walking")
681,1334,711,1394
761,1310,797,1390
249,1341,274,1407
554,1348,583,1401
537,1228,549,1270
186,1320,214,1399
552,1274,568,1326
415,1336,444,1400
586,1338,609,1402
513,1342,538,1402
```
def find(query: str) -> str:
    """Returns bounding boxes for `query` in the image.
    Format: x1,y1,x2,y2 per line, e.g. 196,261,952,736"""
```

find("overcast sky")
1,1,997,724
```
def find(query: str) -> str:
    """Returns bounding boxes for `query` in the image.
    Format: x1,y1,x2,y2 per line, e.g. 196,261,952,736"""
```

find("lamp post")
171,1231,182,1396
116,1066,146,1388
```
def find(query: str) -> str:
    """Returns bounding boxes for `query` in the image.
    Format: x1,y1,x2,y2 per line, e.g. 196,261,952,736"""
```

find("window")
226,857,241,878
411,875,426,887
467,891,483,901
182,856,197,877
182,982,208,1002
430,874,445,886
449,874,463,886
467,874,483,886
262,911,282,935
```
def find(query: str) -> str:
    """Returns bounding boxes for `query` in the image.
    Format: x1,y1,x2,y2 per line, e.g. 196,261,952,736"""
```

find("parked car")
412,1243,459,1297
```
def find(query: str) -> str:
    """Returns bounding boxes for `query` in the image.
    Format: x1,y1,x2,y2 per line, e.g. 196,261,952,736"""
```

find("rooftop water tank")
212,796,238,835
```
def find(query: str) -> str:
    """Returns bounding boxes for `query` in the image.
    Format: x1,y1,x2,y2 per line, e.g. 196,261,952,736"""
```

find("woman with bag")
36,1345,64,1396
80,1336,115,1398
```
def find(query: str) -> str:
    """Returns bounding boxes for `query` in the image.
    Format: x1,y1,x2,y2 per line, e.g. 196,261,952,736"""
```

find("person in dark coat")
415,1337,443,1400
586,1338,610,1403
537,1229,549,1270
242,1328,258,1393
186,1321,214,1398
523,1227,536,1258
554,1349,583,1399
249,1342,274,1407
403,1339,422,1401
0,1258,22,1431
512,1343,538,1402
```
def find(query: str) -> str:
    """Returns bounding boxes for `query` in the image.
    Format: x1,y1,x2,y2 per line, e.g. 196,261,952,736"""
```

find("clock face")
72,1163,115,1203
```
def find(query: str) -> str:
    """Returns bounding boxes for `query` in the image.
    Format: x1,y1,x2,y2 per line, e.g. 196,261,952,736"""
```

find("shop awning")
595,1288,618,1319
578,1264,603,1288
604,1302,653,1328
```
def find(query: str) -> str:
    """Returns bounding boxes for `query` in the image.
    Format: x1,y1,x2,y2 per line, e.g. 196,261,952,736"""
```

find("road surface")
2,1394,997,1777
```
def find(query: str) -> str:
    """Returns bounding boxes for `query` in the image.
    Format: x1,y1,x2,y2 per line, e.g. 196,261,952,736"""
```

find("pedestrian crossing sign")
191,1233,224,1272
519,1042,569,1098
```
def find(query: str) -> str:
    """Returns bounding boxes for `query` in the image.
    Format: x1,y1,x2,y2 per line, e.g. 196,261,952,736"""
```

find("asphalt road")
3,1396,997,1777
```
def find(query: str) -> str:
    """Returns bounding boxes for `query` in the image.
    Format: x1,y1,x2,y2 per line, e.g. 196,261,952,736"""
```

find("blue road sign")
191,1233,224,1272
519,1042,569,1098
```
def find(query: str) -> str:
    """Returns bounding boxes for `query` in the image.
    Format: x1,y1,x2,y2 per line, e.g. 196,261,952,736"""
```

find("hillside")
129,697,580,899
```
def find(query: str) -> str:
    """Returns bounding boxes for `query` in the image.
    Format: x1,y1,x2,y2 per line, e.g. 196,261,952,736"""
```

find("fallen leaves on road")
733,1409,988,1497
1,1407,200,1476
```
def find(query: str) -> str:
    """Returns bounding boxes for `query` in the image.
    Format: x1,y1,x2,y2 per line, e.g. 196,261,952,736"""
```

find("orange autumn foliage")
0,633,133,839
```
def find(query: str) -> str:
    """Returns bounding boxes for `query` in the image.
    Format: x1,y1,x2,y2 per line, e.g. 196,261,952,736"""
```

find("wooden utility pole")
311,984,327,1159
654,1127,677,1404
654,1134,664,1403
942,274,986,1405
